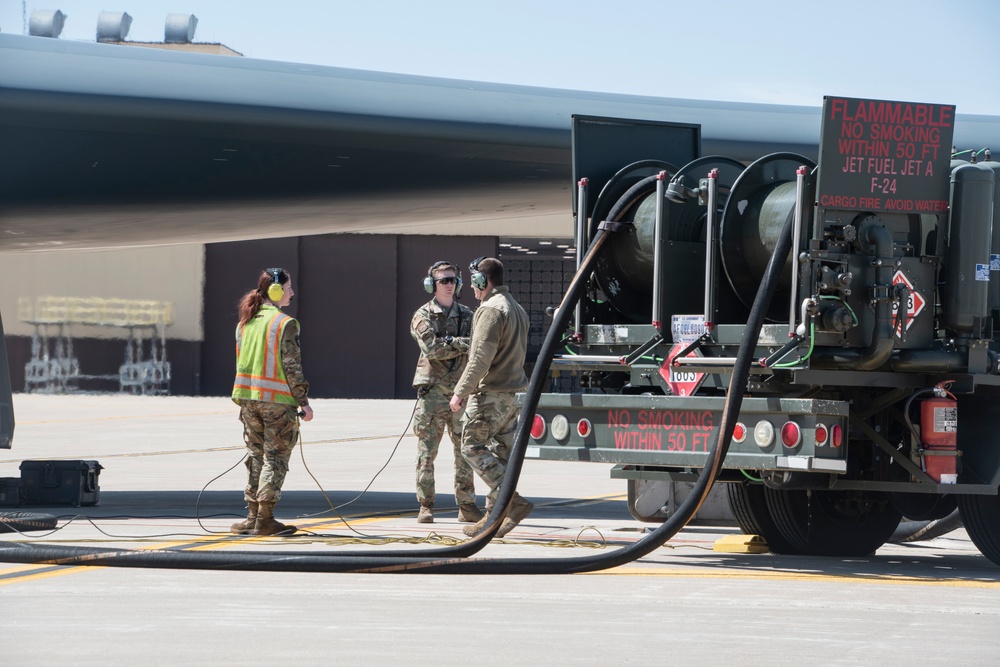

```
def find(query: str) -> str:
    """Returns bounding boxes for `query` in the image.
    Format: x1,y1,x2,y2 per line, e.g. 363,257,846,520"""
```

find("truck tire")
0,511,59,533
764,488,901,557
958,493,1000,567
726,481,800,554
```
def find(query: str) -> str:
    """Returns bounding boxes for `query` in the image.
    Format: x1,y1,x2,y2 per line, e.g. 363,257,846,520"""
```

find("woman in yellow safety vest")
231,268,313,536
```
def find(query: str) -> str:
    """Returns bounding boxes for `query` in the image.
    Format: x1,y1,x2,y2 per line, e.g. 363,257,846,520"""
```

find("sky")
1,0,998,115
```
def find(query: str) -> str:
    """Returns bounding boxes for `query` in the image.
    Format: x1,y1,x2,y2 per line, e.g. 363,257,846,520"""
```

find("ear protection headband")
469,256,488,291
423,261,463,297
266,267,285,302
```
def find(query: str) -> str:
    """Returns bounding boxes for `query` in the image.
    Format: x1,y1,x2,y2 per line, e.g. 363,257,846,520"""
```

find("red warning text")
817,96,955,215
607,409,715,452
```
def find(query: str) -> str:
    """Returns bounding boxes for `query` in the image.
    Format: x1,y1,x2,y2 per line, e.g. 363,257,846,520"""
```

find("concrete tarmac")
1,393,998,666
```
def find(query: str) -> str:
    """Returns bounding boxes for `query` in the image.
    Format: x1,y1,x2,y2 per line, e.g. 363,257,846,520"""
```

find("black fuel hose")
0,226,612,569
890,509,963,543
0,194,795,574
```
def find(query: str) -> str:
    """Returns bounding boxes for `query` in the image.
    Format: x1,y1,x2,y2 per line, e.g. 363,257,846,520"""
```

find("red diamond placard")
891,270,925,332
659,342,706,396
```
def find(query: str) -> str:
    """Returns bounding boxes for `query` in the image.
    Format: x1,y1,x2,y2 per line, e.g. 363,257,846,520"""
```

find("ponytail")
237,289,265,326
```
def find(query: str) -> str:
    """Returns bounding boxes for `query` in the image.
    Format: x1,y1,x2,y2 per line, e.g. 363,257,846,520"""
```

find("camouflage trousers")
238,400,300,504
414,384,476,507
460,391,519,508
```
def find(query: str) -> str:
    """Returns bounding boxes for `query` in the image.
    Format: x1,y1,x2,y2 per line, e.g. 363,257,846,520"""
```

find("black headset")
266,267,286,301
423,261,462,297
469,256,488,290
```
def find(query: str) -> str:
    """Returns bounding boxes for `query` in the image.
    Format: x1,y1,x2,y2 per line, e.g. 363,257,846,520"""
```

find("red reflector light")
577,419,592,437
780,421,801,448
815,424,829,447
831,424,844,448
732,422,746,443
530,415,546,440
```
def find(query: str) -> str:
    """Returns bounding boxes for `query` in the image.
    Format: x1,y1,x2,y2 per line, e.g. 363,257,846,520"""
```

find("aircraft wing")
4,33,999,251
3,33,1000,251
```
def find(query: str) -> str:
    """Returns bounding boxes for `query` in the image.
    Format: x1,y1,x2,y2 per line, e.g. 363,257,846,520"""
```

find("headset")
469,256,488,291
423,260,462,297
266,267,286,302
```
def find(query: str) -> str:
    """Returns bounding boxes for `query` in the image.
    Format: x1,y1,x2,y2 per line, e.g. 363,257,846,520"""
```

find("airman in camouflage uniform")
231,269,313,536
450,257,532,538
238,322,309,507
411,261,482,524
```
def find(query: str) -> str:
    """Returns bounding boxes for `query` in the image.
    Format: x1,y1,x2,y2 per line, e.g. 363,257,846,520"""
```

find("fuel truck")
526,96,1000,565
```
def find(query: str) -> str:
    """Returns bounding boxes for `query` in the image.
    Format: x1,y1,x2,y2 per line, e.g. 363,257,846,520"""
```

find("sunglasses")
435,276,458,285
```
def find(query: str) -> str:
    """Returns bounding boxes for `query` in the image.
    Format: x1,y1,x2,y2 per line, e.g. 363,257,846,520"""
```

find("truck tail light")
815,423,829,447
577,418,592,437
530,415,546,440
551,414,570,440
780,421,801,448
732,422,747,443
754,420,775,448
831,424,844,448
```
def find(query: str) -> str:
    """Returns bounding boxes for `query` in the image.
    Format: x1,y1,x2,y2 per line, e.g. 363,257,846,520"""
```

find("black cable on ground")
0,196,794,573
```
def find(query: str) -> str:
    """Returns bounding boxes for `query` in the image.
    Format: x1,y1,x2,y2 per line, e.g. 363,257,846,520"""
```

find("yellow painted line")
0,513,402,584
5,519,998,589
4,559,996,588
0,563,50,575
0,564,101,585
586,567,1000,588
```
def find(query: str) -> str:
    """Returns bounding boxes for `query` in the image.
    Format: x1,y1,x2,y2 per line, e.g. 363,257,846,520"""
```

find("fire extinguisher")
919,381,959,483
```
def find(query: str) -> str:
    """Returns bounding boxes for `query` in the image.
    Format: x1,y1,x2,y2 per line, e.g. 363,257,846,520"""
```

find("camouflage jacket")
411,298,474,388
453,286,529,398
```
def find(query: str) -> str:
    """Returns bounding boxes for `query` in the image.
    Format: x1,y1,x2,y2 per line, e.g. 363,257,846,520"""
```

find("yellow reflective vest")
232,304,298,406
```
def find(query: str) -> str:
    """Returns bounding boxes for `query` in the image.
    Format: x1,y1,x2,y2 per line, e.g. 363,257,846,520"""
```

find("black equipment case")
18,460,102,507
0,477,20,507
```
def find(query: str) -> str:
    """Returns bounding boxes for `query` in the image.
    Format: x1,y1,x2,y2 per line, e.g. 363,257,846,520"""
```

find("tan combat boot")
496,494,534,538
462,493,533,537
457,503,484,523
230,501,259,534
250,501,297,536
462,513,489,537
417,505,434,523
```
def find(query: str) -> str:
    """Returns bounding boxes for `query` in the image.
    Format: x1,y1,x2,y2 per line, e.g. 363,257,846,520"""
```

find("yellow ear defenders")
424,261,463,297
469,256,488,291
266,268,285,301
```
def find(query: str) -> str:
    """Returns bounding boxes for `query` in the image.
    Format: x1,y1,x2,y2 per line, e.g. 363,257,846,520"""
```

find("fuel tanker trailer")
528,97,1000,564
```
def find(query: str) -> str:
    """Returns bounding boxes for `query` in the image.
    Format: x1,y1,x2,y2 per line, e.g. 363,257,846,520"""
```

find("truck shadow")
637,542,1000,582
